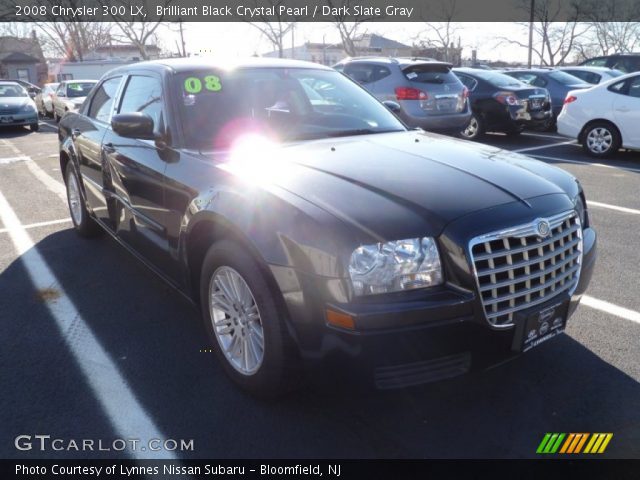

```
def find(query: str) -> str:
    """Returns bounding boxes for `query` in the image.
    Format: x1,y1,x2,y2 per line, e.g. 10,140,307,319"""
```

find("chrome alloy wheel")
586,127,613,154
462,116,479,138
66,170,83,226
209,266,264,375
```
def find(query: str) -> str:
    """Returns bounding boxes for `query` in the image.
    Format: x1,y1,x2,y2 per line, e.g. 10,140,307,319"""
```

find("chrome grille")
0,107,18,115
469,210,582,327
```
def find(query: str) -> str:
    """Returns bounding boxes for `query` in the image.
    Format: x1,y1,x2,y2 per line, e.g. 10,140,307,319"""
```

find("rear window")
472,71,523,88
402,64,457,84
66,82,96,97
548,71,585,85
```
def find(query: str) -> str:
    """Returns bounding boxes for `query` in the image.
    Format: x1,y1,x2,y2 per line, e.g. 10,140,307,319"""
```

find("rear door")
101,72,173,273
612,75,640,147
74,75,124,229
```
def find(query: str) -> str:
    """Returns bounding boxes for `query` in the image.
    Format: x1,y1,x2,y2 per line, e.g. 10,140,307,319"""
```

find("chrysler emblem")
535,218,551,238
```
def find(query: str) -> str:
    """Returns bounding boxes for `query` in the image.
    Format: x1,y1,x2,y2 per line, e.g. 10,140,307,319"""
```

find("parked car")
556,66,624,85
0,78,41,98
557,72,640,157
453,68,552,139
579,53,640,73
0,81,39,131
34,82,59,118
59,58,596,397
334,57,471,133
502,69,591,128
52,79,97,122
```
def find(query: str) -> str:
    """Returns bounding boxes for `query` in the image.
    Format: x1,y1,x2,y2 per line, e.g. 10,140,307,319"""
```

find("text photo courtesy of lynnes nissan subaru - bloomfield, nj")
0,0,639,479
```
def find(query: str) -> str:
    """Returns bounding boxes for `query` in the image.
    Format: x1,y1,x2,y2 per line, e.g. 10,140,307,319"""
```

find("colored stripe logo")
537,433,613,454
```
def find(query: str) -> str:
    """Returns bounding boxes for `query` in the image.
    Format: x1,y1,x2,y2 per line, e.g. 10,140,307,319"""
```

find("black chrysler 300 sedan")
58,58,596,397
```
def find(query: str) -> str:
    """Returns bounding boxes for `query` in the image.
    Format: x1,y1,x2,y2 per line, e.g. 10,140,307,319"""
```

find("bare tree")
243,1,293,58
497,0,590,66
414,0,460,63
325,0,377,56
99,0,171,60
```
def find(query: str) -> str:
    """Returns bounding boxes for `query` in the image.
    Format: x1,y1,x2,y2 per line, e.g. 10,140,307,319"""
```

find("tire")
64,162,101,237
200,240,297,398
460,114,484,140
30,123,39,132
582,121,621,158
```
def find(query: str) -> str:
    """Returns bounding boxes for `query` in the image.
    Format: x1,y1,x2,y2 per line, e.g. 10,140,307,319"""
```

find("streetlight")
527,0,535,68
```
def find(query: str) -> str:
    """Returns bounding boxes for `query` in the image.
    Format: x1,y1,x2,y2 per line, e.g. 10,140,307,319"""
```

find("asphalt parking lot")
1,119,639,460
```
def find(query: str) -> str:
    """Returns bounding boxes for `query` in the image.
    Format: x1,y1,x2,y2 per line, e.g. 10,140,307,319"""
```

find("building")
85,44,162,62
263,33,413,65
0,33,47,84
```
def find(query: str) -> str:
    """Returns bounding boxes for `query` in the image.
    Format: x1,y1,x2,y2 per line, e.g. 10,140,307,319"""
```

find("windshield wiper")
324,128,402,138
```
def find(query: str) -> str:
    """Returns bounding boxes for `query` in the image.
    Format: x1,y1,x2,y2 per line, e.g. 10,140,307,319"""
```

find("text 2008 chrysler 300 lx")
58,59,596,396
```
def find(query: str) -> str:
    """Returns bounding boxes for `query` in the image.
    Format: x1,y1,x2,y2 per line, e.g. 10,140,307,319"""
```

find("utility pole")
178,18,186,57
527,0,535,68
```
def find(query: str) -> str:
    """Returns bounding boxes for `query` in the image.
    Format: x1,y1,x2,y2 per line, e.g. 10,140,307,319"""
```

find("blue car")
502,69,591,129
0,81,39,132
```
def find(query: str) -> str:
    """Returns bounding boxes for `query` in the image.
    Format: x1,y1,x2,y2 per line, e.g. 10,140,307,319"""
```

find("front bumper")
0,112,38,126
273,212,597,389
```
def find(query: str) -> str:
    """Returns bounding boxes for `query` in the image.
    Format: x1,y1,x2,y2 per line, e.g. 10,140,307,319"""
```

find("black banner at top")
2,0,640,22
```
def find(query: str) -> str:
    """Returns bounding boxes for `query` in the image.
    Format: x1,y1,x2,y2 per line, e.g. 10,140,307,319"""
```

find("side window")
88,76,122,123
511,72,535,85
583,57,607,67
56,84,66,96
370,65,391,82
118,75,164,131
343,63,376,84
457,74,477,91
608,80,627,94
627,77,640,98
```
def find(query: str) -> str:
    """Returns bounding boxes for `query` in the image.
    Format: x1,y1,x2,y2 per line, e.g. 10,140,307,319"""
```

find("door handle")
71,128,81,137
103,142,115,153
615,107,630,112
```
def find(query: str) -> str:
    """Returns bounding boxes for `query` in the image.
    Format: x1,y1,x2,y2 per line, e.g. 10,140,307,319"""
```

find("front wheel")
64,162,101,237
30,123,39,132
200,240,297,398
582,122,621,158
460,114,484,140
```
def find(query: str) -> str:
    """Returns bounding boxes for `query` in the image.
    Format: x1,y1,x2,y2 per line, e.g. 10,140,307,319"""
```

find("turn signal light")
395,87,428,101
326,309,355,330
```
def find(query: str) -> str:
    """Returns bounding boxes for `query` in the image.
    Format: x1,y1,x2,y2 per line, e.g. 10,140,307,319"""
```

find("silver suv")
335,57,471,132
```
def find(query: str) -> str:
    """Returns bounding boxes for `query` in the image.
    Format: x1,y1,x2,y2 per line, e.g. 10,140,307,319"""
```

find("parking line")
0,218,70,234
23,157,67,202
521,132,565,140
531,154,640,174
0,189,176,460
0,156,30,165
513,140,576,153
588,201,640,215
39,121,59,131
582,295,640,325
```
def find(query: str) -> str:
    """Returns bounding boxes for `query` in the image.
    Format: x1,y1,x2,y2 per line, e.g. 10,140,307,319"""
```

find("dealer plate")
511,295,569,353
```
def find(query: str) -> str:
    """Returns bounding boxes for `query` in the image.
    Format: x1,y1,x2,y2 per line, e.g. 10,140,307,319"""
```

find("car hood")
0,97,31,107
218,131,577,241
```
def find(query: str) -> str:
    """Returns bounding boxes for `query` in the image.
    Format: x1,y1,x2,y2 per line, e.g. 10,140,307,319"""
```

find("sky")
158,22,532,63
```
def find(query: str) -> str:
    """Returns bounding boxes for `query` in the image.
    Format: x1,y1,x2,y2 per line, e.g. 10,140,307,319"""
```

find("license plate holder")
511,295,570,353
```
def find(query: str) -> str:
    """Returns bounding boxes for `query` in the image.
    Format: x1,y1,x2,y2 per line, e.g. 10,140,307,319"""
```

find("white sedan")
557,72,640,157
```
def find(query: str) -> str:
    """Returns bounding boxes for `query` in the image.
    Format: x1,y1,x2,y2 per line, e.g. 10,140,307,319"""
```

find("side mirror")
111,112,155,140
382,100,401,113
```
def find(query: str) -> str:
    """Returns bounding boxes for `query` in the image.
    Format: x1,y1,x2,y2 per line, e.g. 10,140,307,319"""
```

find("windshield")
473,71,523,88
0,84,27,97
548,70,586,85
66,82,96,97
174,68,406,150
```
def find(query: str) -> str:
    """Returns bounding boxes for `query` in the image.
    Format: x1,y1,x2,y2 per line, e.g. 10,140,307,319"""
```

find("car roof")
558,66,619,72
107,57,334,75
0,81,23,87
338,56,452,68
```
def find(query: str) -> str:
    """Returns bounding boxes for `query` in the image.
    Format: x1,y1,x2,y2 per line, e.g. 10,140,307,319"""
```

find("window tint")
548,70,585,85
510,72,536,84
475,71,523,88
583,57,607,67
611,57,640,73
343,63,391,84
66,82,96,98
88,77,122,123
628,77,640,98
118,75,164,131
565,70,600,84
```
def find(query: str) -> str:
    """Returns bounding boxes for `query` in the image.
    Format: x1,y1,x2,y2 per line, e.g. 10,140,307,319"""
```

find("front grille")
470,210,582,327
0,107,19,115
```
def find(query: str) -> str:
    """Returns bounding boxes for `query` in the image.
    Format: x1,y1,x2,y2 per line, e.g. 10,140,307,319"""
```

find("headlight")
20,103,36,113
348,237,443,296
